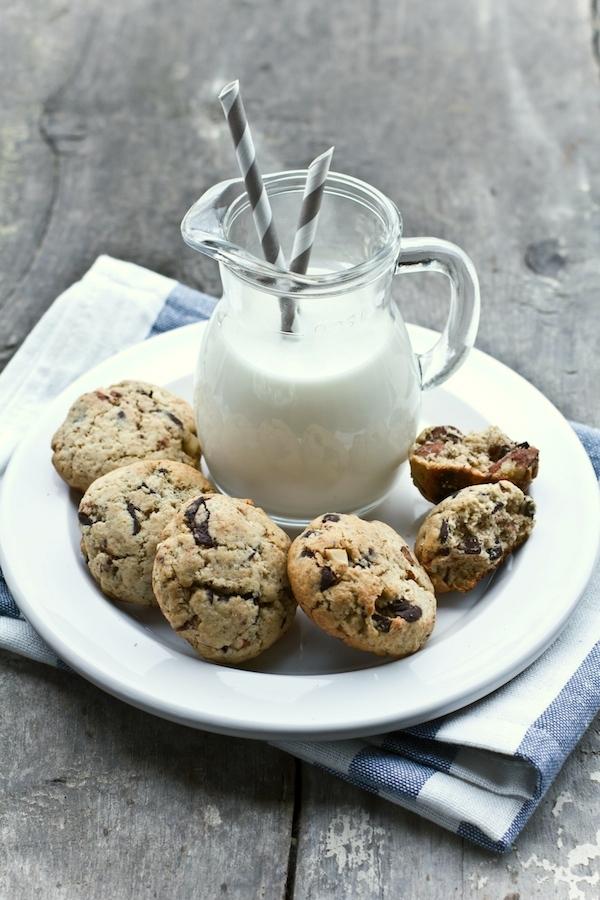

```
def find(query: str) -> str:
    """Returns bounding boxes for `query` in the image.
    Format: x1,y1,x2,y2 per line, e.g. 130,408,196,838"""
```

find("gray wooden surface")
1,0,599,897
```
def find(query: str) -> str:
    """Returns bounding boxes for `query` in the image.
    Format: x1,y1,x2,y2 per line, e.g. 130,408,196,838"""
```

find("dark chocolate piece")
319,566,338,591
460,535,482,555
165,411,183,428
184,496,216,548
371,613,391,633
126,501,141,535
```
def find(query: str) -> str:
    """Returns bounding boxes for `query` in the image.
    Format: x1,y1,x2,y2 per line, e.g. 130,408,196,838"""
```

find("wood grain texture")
0,655,294,900
0,0,599,897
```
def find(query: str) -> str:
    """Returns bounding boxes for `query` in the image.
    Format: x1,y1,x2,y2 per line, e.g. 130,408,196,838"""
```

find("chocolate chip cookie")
152,494,296,664
409,425,539,504
288,513,436,658
52,380,201,491
79,460,213,606
414,480,535,593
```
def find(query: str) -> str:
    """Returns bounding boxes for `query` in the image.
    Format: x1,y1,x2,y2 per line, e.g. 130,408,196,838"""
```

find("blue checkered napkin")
1,256,598,853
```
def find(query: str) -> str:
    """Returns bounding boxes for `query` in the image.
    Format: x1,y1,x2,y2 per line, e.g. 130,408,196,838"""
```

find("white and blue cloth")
1,256,598,853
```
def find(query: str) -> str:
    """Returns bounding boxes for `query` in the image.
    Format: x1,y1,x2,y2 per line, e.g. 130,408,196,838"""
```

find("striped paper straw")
289,147,334,274
218,80,286,270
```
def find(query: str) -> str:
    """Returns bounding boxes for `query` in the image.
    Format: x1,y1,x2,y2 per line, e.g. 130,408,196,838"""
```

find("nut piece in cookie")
288,513,436,658
414,481,535,593
409,425,539,504
52,380,201,491
79,460,213,606
152,494,296,665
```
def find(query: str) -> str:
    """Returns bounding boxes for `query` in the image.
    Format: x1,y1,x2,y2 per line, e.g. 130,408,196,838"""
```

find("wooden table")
1,1,599,896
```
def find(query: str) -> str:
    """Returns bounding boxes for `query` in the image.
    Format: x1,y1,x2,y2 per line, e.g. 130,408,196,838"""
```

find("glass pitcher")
181,170,479,526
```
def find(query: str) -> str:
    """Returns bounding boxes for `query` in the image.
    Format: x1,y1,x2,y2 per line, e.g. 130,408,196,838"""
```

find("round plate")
1,323,598,740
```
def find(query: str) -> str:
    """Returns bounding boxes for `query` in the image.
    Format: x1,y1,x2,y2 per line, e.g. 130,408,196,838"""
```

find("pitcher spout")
182,177,254,265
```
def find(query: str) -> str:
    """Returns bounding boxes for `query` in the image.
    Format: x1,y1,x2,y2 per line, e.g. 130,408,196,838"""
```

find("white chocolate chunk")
324,548,349,565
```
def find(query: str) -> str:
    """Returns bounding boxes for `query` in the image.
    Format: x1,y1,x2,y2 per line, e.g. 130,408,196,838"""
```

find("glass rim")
182,170,403,297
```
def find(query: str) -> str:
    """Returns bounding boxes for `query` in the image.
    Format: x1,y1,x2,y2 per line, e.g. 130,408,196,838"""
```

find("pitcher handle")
395,237,480,390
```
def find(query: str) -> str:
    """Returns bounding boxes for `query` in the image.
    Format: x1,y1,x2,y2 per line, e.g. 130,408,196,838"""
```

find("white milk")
194,268,421,522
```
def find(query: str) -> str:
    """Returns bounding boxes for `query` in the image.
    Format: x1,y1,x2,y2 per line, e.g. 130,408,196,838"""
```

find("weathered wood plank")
0,654,295,900
0,0,599,897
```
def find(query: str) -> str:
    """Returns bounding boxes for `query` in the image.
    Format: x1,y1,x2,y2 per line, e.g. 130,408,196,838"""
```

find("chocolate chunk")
523,498,536,518
165,411,183,428
126,501,141,535
517,441,530,449
376,596,422,622
488,443,512,462
184,497,216,548
78,511,95,527
492,502,504,514
300,547,316,558
139,481,157,495
439,519,449,543
157,467,169,476
400,546,414,564
322,514,340,523
371,613,391,633
460,536,482,554
357,546,378,568
415,440,445,458
428,426,462,442
117,410,126,420
487,544,503,561
319,566,339,591
398,604,422,622
439,547,451,556
303,529,317,538
489,445,539,474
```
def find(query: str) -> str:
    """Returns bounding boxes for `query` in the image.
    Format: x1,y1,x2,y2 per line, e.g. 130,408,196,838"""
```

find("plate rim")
1,322,598,740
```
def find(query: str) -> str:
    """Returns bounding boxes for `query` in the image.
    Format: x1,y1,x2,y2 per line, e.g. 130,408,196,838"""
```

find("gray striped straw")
218,80,286,270
289,147,334,274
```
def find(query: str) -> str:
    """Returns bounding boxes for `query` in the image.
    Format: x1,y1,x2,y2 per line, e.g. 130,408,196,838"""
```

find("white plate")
1,323,598,740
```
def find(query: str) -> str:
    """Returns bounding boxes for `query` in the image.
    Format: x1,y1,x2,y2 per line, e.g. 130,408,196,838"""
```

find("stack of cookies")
52,381,539,666
52,380,295,664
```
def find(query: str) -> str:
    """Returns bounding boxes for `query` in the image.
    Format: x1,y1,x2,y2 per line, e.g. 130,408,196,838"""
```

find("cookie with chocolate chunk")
409,425,539,504
52,380,201,491
152,494,296,664
288,513,436,658
79,460,213,606
414,480,535,593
